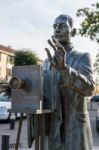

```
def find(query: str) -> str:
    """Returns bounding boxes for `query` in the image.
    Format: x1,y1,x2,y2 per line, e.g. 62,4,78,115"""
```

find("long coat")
43,48,95,150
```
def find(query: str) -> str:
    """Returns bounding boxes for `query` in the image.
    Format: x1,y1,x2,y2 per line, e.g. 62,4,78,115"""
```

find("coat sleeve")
56,53,95,96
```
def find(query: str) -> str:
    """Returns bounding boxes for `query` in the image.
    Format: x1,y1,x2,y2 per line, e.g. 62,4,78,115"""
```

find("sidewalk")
18,149,33,150
93,146,99,150
18,146,99,150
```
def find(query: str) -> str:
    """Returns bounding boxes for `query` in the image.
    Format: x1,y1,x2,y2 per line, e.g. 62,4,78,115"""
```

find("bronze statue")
43,14,95,150
9,14,95,150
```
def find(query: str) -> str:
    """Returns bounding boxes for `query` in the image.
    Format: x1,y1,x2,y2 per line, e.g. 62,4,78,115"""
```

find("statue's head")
53,14,76,43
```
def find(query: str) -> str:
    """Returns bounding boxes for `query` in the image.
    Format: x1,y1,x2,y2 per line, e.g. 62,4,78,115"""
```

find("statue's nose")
54,27,61,34
55,29,61,34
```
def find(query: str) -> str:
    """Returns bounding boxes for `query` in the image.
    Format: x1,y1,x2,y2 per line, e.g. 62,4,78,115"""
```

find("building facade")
0,45,15,82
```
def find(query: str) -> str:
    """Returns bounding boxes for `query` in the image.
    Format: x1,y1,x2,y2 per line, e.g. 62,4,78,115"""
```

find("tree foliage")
14,49,39,66
93,53,99,74
76,2,99,43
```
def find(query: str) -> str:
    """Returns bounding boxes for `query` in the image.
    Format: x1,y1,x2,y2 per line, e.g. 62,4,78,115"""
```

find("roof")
0,45,15,54
37,58,44,64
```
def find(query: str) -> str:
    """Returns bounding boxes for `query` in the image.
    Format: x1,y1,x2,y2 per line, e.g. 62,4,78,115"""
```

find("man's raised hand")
45,36,66,69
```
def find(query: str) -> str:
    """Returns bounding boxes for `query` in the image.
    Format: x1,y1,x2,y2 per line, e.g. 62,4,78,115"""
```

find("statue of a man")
43,14,95,150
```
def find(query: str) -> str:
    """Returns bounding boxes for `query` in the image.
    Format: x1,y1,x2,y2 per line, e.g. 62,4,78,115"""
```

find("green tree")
14,49,39,66
93,53,99,73
76,2,99,74
76,2,99,43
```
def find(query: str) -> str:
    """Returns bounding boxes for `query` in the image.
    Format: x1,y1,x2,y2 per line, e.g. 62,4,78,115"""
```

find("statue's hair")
55,14,74,28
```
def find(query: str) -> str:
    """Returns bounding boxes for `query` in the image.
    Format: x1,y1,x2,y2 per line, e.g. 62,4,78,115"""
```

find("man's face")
53,17,72,43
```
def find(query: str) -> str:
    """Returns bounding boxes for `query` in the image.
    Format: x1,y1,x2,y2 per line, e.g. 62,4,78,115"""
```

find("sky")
0,0,98,63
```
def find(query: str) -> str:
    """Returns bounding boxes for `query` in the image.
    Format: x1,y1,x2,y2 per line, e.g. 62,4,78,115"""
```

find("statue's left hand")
45,36,66,70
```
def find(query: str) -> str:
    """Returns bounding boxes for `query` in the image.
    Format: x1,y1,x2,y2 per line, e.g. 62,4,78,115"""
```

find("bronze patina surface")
10,65,43,110
43,14,95,150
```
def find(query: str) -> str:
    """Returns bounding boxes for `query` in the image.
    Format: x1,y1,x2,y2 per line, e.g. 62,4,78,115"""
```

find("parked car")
0,92,12,121
96,108,99,132
0,92,26,122
90,95,99,132
90,95,99,103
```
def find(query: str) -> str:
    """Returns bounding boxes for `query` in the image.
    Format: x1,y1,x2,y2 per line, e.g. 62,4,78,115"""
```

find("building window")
7,56,14,64
6,68,12,76
0,67,1,75
0,53,1,61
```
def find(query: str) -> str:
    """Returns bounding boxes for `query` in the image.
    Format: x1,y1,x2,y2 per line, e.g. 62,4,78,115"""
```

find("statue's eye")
60,23,68,29
53,24,57,29
53,23,69,30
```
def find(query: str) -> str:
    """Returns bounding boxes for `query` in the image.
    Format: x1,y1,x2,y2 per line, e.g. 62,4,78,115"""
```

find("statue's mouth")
55,35,62,38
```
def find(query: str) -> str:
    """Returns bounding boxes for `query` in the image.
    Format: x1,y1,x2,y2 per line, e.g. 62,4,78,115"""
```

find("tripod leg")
40,114,45,150
35,115,39,150
15,113,23,150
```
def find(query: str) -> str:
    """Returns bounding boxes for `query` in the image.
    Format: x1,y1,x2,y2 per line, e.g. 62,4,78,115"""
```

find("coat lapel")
66,50,77,67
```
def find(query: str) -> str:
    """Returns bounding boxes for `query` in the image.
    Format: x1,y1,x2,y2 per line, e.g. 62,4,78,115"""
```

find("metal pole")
1,134,10,150
10,119,15,130
10,113,16,130
90,101,93,110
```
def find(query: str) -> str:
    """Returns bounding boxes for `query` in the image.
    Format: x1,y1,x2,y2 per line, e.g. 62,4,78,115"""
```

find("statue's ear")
71,28,77,37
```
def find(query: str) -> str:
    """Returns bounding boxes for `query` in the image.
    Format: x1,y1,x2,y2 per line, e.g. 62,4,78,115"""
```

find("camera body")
10,65,43,111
